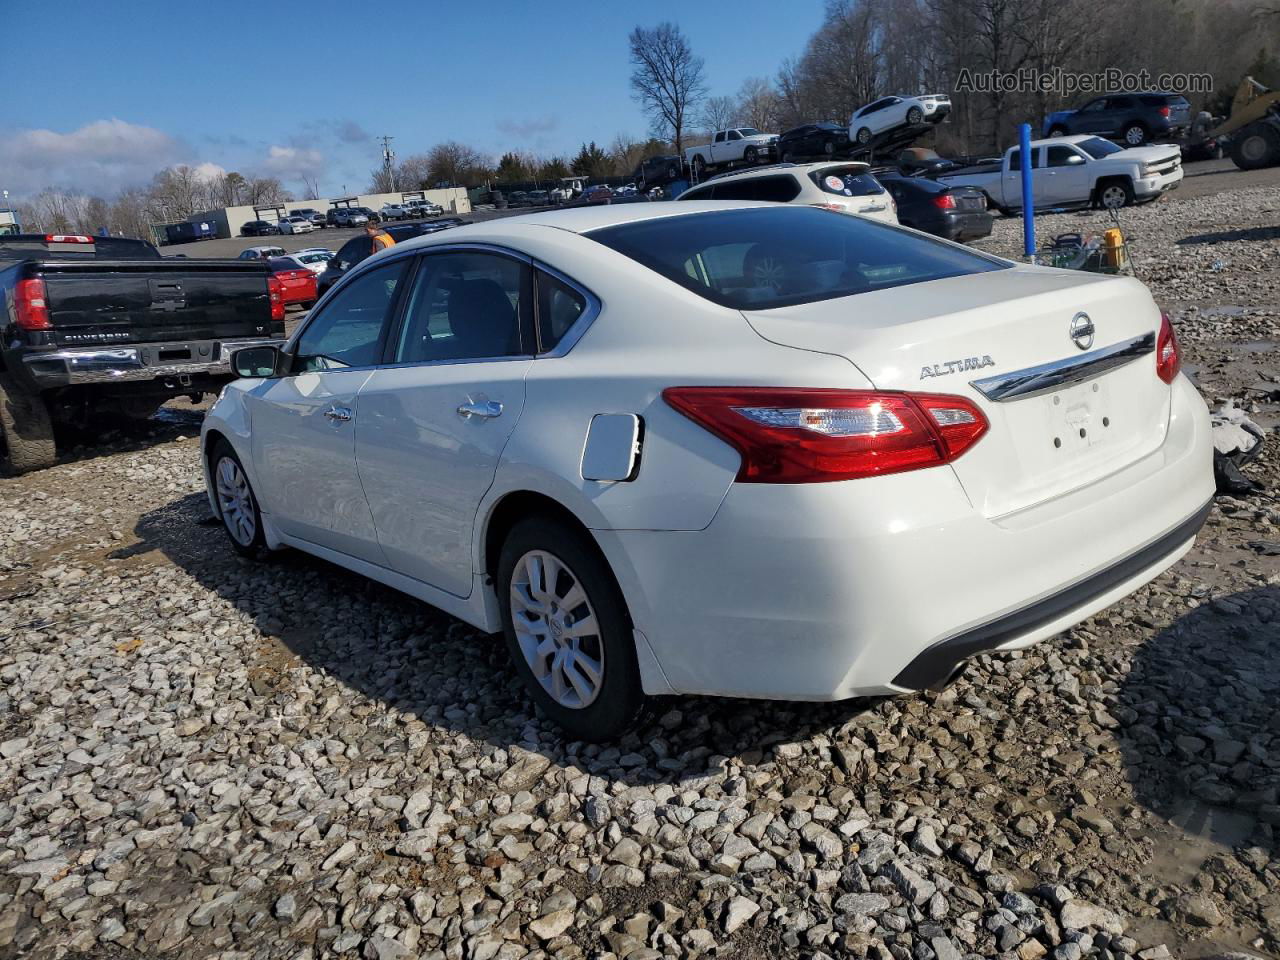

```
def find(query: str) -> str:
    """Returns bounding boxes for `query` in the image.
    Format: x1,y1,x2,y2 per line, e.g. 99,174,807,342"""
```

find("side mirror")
231,345,281,378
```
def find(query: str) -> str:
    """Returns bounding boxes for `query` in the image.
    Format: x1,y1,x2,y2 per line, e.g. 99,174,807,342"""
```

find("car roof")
702,160,871,184
1028,134,1106,147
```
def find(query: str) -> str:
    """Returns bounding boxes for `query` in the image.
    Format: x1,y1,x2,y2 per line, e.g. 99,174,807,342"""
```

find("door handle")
324,405,353,422
457,399,503,420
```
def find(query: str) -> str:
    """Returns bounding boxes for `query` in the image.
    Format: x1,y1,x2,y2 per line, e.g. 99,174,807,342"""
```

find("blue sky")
1,0,824,201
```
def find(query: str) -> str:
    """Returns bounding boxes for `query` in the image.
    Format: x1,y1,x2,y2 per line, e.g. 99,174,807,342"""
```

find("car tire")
497,516,644,742
823,140,835,156
209,439,268,559
1123,124,1148,146
744,146,758,164
781,151,793,163
856,127,872,145
907,106,924,125
1096,178,1135,209
0,372,56,474
1047,126,1068,137
693,155,707,178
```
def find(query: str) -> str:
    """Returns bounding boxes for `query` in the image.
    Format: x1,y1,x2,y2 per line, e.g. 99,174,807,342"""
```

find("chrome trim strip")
969,332,1155,402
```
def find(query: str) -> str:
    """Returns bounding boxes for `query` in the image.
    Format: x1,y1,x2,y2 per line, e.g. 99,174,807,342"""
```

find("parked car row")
239,201,450,237
316,217,471,294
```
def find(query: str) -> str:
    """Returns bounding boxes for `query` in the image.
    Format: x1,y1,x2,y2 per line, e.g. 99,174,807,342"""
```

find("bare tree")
629,22,707,154
699,95,739,135
300,174,321,200
368,165,399,193
397,153,433,190
425,142,491,187
737,76,782,132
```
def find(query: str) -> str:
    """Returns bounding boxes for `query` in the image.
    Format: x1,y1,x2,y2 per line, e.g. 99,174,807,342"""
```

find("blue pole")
1019,122,1035,260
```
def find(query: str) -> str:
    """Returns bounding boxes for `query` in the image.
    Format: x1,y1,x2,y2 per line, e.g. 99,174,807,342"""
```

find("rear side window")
589,206,1008,311
537,271,587,351
812,169,884,197
712,176,801,202
677,184,714,202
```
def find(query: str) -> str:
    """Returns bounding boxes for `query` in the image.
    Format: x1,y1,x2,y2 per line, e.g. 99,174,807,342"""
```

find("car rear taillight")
14,277,51,331
1156,312,1180,384
44,234,93,244
1158,106,1171,118
932,193,957,210
267,274,285,322
663,387,988,483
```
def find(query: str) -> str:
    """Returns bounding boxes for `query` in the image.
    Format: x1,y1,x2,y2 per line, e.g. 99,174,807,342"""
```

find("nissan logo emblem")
1070,312,1095,351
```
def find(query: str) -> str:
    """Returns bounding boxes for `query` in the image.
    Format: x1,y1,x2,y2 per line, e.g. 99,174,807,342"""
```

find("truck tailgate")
34,259,274,347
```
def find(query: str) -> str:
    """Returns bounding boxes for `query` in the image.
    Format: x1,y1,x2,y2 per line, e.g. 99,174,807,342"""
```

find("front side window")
1046,146,1084,167
393,251,530,364
1007,149,1023,170
589,206,1008,311
728,130,742,141
293,260,407,371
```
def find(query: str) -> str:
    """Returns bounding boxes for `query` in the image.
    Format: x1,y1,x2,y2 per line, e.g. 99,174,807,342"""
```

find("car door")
354,249,535,596
1001,147,1026,207
1041,145,1090,204
874,97,904,133
1074,98,1110,134
711,130,727,163
1100,97,1135,137
247,258,409,562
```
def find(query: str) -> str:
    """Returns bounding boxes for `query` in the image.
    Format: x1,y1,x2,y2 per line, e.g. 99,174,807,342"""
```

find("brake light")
811,202,846,212
14,277,51,331
267,274,285,322
1158,106,1171,118
932,193,957,210
663,387,988,483
1156,312,1180,384
44,234,93,244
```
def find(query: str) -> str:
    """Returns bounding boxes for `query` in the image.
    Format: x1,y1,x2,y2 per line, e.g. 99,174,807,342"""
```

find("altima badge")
1070,312,1095,351
920,355,995,379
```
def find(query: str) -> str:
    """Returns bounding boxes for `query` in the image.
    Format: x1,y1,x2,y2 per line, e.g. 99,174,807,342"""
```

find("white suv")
677,162,898,224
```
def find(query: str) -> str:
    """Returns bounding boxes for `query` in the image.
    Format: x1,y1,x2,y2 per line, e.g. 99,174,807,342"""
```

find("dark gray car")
1043,93,1192,146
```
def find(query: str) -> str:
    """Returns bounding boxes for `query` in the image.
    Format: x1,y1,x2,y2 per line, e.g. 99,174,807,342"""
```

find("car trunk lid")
742,267,1170,517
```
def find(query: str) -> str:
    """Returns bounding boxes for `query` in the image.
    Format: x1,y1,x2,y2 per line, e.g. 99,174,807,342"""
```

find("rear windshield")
296,252,330,263
811,168,884,197
1077,137,1123,159
268,258,301,272
1139,94,1188,107
589,207,1008,310
0,235,161,261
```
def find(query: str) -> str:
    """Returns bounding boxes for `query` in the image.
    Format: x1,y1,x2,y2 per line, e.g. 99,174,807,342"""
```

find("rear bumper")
934,212,993,241
893,496,1211,689
18,338,281,389
596,374,1213,700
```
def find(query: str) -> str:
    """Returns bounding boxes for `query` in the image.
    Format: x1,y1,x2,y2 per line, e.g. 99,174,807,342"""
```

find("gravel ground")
1,179,1278,960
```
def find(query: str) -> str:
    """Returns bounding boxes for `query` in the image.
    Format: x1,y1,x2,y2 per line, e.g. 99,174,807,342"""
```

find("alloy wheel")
1100,185,1128,208
1124,126,1145,145
509,549,605,709
215,456,256,547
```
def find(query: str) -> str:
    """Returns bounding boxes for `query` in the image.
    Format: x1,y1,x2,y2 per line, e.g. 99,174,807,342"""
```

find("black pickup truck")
0,233,284,472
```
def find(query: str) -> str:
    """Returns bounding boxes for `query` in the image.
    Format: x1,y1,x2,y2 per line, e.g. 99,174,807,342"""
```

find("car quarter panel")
438,222,875,544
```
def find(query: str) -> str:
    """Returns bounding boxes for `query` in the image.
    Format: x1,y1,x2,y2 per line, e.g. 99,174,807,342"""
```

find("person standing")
365,221,395,254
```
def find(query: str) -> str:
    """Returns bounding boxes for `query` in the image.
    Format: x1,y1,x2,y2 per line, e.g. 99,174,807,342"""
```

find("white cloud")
190,161,227,183
262,144,325,180
0,119,189,199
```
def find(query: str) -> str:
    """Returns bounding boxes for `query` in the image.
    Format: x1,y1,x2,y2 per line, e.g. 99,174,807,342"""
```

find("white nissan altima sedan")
203,202,1214,740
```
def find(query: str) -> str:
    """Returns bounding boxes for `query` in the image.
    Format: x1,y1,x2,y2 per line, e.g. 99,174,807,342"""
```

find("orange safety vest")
371,231,395,251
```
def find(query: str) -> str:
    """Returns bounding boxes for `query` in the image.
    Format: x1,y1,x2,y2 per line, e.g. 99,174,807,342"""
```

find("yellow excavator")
1209,76,1280,169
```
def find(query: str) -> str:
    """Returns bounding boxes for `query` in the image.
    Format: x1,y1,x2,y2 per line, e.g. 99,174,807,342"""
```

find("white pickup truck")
934,134,1182,211
684,128,779,177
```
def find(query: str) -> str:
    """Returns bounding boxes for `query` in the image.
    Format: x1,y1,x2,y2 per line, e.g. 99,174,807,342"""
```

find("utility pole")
379,135,396,190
